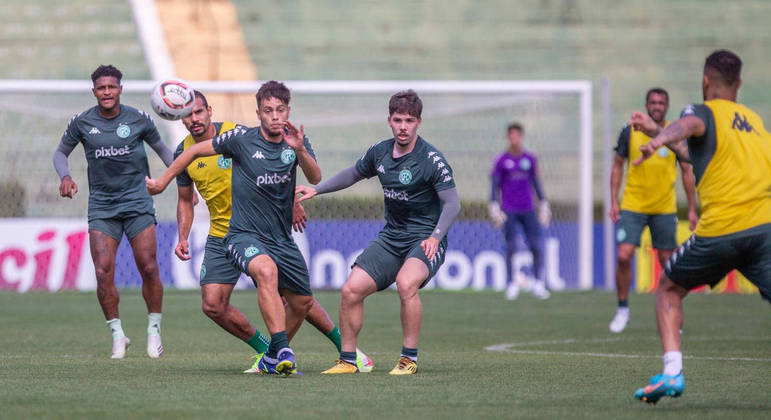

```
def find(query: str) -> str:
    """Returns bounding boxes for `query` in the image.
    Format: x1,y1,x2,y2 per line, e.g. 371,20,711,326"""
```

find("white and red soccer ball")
150,78,195,120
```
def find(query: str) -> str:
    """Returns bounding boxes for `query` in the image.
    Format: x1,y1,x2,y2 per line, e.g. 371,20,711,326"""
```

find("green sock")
325,325,342,353
245,332,270,354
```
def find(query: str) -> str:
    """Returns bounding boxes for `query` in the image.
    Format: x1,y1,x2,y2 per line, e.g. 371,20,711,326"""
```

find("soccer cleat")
388,357,418,375
258,348,296,376
634,372,685,404
505,283,520,300
110,337,131,359
147,334,163,358
530,282,551,300
243,353,265,374
356,348,374,373
321,359,359,374
609,308,630,333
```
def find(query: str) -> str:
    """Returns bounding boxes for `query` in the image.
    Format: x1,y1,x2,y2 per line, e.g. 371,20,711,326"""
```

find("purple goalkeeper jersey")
491,150,539,213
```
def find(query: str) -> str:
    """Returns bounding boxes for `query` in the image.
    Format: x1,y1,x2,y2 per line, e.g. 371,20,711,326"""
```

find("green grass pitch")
0,289,768,419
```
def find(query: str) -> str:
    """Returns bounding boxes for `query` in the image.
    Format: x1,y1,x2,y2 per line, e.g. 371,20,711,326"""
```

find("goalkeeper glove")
538,200,552,228
488,201,507,229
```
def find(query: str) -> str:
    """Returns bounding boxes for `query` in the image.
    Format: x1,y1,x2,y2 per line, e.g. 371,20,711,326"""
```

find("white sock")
106,318,125,340
617,307,629,315
662,351,682,376
147,313,162,336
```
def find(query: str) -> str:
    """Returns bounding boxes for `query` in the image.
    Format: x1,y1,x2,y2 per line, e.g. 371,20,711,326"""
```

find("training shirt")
212,126,315,242
60,105,162,220
175,121,237,238
681,100,771,237
355,136,456,239
491,151,540,213
615,122,678,214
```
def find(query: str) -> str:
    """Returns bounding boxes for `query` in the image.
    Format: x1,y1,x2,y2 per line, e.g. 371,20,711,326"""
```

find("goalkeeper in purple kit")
489,123,551,300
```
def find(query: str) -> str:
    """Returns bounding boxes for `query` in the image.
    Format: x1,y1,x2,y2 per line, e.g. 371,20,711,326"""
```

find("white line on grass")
485,338,771,362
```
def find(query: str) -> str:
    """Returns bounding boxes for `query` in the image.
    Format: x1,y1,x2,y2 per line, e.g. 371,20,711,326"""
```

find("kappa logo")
440,168,449,176
437,162,445,169
88,127,101,135
252,150,265,159
432,155,441,163
428,151,436,158
443,175,453,182
377,164,385,174
197,161,206,169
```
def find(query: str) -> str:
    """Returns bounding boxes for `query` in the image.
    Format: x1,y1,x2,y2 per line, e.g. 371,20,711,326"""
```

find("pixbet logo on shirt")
383,188,409,201
255,172,291,186
94,145,130,159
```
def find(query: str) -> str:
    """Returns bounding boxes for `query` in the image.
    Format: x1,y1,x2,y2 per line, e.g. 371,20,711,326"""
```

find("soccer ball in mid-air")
150,79,195,120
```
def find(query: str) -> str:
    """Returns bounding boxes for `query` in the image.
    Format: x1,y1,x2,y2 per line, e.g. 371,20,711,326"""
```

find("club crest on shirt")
399,168,413,185
519,158,531,171
244,246,259,257
657,148,670,158
116,123,130,139
217,155,232,169
281,149,296,164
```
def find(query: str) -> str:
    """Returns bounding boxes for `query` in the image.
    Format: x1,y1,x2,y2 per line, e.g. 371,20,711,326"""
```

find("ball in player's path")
150,78,195,120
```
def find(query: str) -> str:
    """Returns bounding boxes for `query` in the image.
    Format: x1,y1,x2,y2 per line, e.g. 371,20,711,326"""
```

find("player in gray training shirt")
52,65,174,360
296,89,461,376
146,81,321,376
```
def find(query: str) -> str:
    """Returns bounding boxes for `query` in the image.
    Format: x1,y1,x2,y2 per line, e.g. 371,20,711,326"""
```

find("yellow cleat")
321,359,359,374
388,357,418,375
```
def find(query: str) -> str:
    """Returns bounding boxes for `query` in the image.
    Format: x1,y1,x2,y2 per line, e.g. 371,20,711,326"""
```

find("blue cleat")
258,348,297,377
634,372,684,404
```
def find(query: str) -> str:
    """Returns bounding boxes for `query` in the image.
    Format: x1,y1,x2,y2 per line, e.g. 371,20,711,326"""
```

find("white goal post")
0,79,593,289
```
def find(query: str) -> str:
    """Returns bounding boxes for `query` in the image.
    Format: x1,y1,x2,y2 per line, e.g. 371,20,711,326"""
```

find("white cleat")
147,334,163,358
530,282,551,300
609,308,630,333
111,337,131,359
356,348,374,373
505,283,520,300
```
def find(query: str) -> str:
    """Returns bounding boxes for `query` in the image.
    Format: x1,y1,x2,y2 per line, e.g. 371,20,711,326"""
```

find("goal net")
0,80,592,291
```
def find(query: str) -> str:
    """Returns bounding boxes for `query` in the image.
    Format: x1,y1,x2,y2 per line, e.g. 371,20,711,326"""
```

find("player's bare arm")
283,120,321,184
633,115,705,166
609,154,625,222
175,184,195,260
679,161,699,230
146,139,216,194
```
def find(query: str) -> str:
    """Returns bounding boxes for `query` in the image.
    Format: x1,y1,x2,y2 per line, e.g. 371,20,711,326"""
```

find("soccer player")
630,50,770,404
295,90,461,375
489,123,552,300
52,65,173,359
147,80,320,376
174,90,372,373
608,88,698,333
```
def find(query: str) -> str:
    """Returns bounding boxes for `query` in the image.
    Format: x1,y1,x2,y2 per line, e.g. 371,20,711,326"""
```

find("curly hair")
90,65,122,84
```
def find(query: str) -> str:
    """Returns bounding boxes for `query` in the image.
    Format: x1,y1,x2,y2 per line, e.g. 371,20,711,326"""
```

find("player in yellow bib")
629,50,771,404
608,88,698,333
174,91,373,373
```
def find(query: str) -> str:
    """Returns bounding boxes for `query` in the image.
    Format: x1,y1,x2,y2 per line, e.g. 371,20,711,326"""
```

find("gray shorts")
89,213,156,242
224,231,312,296
617,210,678,250
354,233,447,291
200,235,242,285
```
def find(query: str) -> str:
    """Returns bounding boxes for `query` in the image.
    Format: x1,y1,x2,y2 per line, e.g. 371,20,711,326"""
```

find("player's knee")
136,260,160,279
94,265,114,282
341,283,364,305
201,300,226,319
395,278,420,301
617,248,634,265
655,274,688,298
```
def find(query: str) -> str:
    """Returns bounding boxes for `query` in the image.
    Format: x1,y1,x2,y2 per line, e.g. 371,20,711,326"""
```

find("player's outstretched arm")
296,165,365,203
629,111,662,138
146,140,216,195
175,184,195,260
147,138,174,167
283,120,322,184
633,116,705,166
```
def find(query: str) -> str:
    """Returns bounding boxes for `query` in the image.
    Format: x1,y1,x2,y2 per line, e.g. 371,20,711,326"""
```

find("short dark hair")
645,87,669,103
388,89,422,118
256,80,290,108
507,122,523,134
193,90,209,108
91,65,122,84
704,49,742,86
